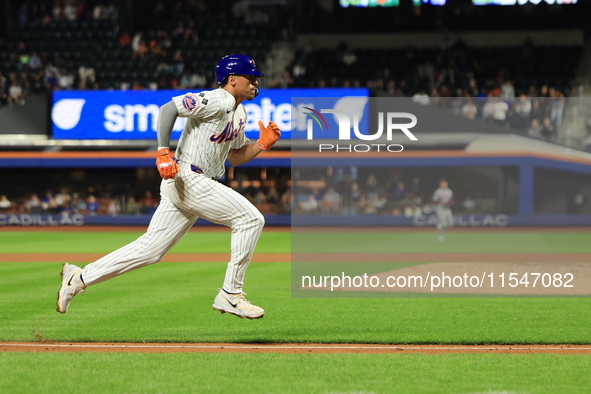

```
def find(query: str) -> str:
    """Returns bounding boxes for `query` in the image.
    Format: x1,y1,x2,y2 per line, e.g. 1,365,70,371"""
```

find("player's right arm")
155,101,180,180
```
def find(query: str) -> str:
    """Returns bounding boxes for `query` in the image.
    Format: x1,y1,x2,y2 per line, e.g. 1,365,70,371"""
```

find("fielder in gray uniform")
56,55,281,319
432,179,454,242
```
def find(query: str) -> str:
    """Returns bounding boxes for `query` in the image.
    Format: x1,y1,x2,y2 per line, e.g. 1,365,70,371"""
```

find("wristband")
257,139,270,151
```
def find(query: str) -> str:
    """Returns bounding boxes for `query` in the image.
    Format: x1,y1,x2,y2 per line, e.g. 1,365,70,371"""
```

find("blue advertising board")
51,88,369,140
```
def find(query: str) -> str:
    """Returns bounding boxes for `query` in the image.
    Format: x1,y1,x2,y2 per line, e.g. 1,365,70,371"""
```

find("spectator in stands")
93,1,107,20
86,195,98,215
78,63,96,89
25,194,42,213
412,89,429,106
139,191,157,214
461,98,477,120
105,0,118,20
429,87,442,106
342,48,357,67
343,182,363,216
511,94,532,130
292,61,306,82
409,176,422,201
539,85,549,98
0,195,12,211
299,193,318,215
131,32,143,53
42,194,59,213
540,116,556,141
125,197,139,215
278,187,291,214
52,1,62,21
28,51,41,70
500,80,515,99
54,187,70,210
417,59,435,87
466,79,478,97
69,193,86,213
57,68,75,90
106,197,119,216
365,188,387,215
274,70,293,89
549,88,565,128
170,49,185,75
265,183,280,206
385,80,404,97
529,97,544,122
319,186,341,215
392,181,407,201
463,196,476,213
482,97,508,125
182,20,198,42
7,80,25,105
527,118,543,139
404,205,422,218
63,1,77,21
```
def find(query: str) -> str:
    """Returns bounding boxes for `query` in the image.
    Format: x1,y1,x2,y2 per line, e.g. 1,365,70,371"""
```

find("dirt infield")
1,342,591,355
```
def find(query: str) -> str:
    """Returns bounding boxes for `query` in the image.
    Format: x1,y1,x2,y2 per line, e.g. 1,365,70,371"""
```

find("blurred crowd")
294,168,498,218
0,0,282,106
0,175,293,216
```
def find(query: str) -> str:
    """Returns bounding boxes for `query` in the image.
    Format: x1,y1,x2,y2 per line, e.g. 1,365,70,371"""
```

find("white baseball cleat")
438,235,445,242
56,263,86,314
212,289,264,319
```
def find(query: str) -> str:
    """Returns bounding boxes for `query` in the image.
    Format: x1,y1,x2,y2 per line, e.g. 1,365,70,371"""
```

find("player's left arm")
155,100,180,179
227,121,281,166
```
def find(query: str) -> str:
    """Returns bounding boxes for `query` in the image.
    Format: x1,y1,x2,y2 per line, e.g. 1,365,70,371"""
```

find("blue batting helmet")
215,54,264,85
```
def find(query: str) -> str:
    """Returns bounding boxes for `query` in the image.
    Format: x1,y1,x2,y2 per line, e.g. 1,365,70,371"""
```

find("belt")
174,159,218,180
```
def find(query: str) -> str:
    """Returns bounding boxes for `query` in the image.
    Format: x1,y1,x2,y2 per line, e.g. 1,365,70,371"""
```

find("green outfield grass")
0,261,588,342
1,229,590,393
1,352,590,394
293,231,591,253
0,230,291,254
0,230,590,343
2,230,590,254
0,258,590,343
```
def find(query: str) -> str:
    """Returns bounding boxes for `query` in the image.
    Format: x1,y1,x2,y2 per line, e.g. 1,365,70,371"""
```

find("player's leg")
435,206,445,240
444,208,454,229
195,183,263,294
81,195,198,285
57,195,198,313
166,175,265,318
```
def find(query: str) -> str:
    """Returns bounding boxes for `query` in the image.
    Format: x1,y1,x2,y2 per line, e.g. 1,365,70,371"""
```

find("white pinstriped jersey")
433,188,453,205
172,88,249,179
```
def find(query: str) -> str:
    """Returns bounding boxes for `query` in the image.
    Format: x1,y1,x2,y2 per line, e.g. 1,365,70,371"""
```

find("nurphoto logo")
304,108,418,152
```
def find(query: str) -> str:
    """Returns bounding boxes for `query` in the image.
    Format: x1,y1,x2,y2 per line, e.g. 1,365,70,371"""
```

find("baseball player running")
432,179,454,241
56,55,281,319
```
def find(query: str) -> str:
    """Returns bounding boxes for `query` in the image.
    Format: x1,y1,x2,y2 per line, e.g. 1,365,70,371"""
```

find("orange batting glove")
257,121,281,151
156,148,179,179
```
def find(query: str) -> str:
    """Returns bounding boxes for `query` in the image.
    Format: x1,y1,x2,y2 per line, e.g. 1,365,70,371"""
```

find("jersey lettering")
210,119,245,144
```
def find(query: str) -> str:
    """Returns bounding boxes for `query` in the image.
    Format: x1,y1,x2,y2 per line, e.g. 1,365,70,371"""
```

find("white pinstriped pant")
81,163,265,293
435,206,454,228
